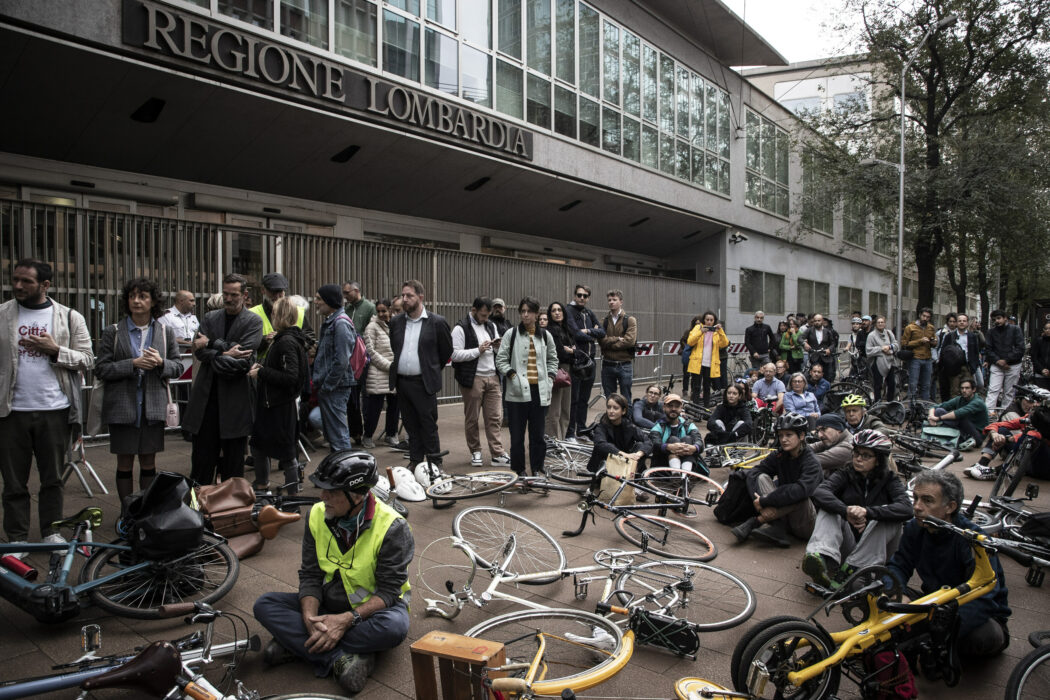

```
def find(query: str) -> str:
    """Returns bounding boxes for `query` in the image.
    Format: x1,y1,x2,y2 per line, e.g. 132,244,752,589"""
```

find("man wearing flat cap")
812,413,854,478
251,272,315,360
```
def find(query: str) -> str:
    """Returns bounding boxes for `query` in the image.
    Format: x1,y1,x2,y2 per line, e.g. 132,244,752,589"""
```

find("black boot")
752,520,791,548
731,517,759,542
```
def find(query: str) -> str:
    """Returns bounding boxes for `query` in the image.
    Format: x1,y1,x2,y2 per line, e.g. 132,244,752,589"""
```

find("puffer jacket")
363,316,394,396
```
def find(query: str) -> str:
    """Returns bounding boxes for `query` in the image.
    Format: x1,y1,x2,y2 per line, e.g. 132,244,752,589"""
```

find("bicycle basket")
630,608,700,658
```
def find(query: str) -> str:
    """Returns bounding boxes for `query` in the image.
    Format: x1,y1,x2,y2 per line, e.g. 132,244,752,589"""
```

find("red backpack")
338,317,370,381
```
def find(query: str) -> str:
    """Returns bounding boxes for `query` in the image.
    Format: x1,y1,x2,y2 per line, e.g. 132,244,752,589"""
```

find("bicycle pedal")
573,576,589,600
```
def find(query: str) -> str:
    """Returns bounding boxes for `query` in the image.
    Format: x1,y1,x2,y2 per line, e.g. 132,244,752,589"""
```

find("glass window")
383,10,420,81
281,0,328,48
782,96,822,116
642,45,657,123
642,124,658,168
717,91,730,157
219,0,273,28
602,106,620,154
461,0,490,47
461,45,492,106
874,215,896,256
426,0,455,28
869,291,888,319
555,0,574,83
798,279,830,316
705,84,718,153
496,59,523,118
578,3,599,97
802,152,833,234
527,0,551,74
675,67,689,139
675,139,689,180
554,85,576,137
745,109,789,216
579,97,600,147
690,147,704,186
838,286,863,318
335,0,377,66
603,21,619,105
834,91,867,113
658,54,674,134
425,28,458,95
707,151,720,192
498,0,521,58
387,0,420,15
659,133,674,175
690,73,704,147
623,117,640,162
622,33,639,117
740,269,784,315
527,74,551,128
843,196,867,247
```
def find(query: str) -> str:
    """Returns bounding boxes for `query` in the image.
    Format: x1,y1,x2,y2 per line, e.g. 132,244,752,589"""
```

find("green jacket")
345,297,376,334
779,329,803,359
937,395,990,430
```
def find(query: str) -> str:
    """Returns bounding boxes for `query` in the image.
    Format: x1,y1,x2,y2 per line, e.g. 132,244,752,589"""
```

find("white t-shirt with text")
12,305,70,411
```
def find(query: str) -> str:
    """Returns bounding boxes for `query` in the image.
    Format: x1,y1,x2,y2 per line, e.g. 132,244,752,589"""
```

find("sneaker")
333,652,375,694
384,436,400,448
965,463,998,481
5,541,29,560
958,437,977,451
362,437,376,449
471,451,483,467
751,522,791,548
43,533,67,545
262,637,297,668
564,436,579,443
802,552,834,588
491,454,511,468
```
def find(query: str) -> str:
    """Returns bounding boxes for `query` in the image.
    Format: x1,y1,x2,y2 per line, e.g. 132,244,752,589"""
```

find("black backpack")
714,471,754,525
122,472,204,560
939,340,966,376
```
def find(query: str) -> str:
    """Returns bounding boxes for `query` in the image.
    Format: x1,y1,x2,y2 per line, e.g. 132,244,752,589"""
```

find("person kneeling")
254,451,412,695
649,393,704,473
802,430,911,589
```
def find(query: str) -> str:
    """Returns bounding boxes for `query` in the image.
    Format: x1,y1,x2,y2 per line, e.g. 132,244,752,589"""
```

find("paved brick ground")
2,405,1047,699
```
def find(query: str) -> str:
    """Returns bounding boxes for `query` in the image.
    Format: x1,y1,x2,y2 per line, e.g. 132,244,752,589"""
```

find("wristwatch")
350,610,362,627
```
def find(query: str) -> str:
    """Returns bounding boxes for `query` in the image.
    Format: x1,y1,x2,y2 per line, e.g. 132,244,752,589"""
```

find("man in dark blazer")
388,279,453,464
184,273,263,485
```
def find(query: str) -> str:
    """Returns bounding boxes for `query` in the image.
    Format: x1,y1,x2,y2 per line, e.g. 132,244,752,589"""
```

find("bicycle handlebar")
922,516,1035,567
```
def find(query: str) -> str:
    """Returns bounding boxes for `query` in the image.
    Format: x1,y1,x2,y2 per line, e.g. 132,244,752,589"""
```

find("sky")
721,0,859,64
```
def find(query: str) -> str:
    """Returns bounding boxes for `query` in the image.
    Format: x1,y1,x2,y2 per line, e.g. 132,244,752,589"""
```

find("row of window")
739,269,889,319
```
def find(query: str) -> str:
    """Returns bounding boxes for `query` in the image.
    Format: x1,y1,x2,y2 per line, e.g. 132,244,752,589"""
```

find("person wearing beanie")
812,412,854,478
250,272,315,360
313,284,357,451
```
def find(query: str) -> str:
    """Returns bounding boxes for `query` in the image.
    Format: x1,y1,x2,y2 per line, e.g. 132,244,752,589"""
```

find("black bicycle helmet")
775,412,810,434
310,450,378,493
852,429,893,455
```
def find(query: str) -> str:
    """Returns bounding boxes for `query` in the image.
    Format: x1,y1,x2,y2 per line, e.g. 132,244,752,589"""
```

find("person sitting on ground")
806,363,831,407
926,379,989,451
253,451,412,695
753,362,786,412
632,384,665,430
783,373,820,428
966,393,1050,482
886,470,1011,659
732,412,822,547
774,359,791,385
707,381,753,446
841,393,889,435
811,413,855,478
586,393,652,473
649,393,704,474
803,430,911,589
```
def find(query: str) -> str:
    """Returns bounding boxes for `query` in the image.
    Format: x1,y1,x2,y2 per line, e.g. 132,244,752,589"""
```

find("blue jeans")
601,360,633,401
253,592,409,677
908,358,933,400
319,386,352,451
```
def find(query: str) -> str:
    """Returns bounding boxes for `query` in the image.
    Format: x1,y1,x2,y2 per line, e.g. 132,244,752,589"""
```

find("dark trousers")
345,385,363,441
872,369,897,403
689,366,714,405
568,365,595,437
0,408,69,540
396,375,440,462
362,393,399,439
254,592,410,677
934,407,983,445
508,384,547,475
190,390,247,485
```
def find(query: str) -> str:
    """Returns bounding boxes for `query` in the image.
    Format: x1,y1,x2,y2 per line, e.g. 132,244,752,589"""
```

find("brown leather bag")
196,478,255,514
205,506,257,538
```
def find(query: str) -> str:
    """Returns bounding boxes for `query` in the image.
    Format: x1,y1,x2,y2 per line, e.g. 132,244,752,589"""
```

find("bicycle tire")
992,440,1034,500
893,434,953,458
723,444,776,468
80,533,239,620
425,470,518,501
639,467,724,501
465,608,628,694
676,678,735,700
1005,640,1050,700
729,615,813,691
544,442,595,484
453,507,566,584
615,560,755,632
732,620,840,699
613,514,717,562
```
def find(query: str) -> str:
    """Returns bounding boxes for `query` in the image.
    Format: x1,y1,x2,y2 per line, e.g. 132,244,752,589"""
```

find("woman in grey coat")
94,278,183,501
865,315,899,403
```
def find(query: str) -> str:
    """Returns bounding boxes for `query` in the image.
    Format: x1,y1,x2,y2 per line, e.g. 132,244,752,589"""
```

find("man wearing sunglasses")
253,450,412,695
565,283,605,439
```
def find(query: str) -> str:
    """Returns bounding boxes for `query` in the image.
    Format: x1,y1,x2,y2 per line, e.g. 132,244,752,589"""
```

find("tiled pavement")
2,407,1048,699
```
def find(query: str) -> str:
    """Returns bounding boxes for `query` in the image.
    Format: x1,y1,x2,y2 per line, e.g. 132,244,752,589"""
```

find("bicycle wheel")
729,616,815,691
675,678,735,700
81,533,239,620
615,560,754,632
426,471,518,501
723,444,776,469
465,608,627,694
613,514,717,562
639,467,724,502
992,440,1034,500
732,620,840,699
1005,641,1050,700
453,507,566,584
544,442,595,484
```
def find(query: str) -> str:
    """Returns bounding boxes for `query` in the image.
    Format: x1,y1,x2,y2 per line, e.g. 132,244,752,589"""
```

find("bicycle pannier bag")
862,649,917,700
123,472,204,559
714,470,753,525
920,425,959,449
598,453,637,505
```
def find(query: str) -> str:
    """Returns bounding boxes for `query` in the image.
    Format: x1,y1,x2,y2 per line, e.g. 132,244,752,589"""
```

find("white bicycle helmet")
414,461,443,488
390,466,427,502
373,473,391,494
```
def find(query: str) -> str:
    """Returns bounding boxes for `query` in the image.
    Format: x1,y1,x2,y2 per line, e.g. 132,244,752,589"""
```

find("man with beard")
250,273,315,360
490,298,511,336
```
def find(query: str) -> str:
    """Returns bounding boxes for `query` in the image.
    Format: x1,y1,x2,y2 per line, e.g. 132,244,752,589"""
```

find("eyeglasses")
325,533,356,570
646,389,661,395
853,451,877,460
576,293,590,298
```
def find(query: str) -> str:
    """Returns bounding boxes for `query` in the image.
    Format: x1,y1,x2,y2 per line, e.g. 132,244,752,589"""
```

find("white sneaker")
965,463,997,481
470,451,483,467
564,436,579,444
5,541,29,560
43,533,67,545
491,454,511,467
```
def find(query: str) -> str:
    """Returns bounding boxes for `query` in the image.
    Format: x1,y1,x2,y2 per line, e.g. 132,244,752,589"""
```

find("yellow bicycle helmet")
840,393,868,408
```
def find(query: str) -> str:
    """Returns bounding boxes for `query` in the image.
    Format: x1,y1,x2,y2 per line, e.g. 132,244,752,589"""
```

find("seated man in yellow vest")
250,272,315,360
253,451,412,694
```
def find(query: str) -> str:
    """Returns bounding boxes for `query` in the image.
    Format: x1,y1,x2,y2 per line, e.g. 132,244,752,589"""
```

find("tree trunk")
977,238,990,329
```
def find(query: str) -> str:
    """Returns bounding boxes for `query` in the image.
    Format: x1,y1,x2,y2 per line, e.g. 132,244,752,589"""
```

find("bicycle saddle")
81,640,182,697
49,506,103,532
256,504,301,540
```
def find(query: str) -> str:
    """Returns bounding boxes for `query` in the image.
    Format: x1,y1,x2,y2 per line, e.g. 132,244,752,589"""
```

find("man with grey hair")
886,470,1011,661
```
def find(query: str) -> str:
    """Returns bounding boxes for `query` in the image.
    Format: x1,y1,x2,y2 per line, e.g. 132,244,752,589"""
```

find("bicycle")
1005,629,1050,700
0,507,238,623
991,416,1047,499
869,398,935,435
729,515,1036,699
987,489,1050,587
